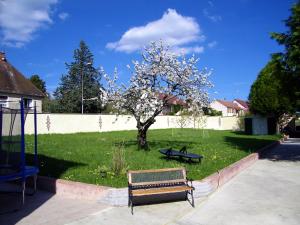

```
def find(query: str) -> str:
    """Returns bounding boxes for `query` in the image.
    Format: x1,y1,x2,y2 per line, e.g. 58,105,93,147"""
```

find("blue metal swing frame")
0,99,39,206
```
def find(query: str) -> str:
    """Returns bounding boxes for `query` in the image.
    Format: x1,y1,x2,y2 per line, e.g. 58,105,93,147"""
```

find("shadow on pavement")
0,155,84,225
0,186,54,225
259,138,300,162
224,134,300,162
132,192,188,206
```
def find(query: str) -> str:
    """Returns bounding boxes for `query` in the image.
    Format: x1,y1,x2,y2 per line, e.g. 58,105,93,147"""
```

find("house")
157,93,186,115
0,52,45,112
233,99,249,115
210,99,243,117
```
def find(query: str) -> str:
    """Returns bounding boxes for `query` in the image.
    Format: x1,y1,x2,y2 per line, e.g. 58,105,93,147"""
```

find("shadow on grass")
158,155,201,164
0,155,85,225
116,140,199,150
230,131,247,135
26,153,85,178
223,136,276,153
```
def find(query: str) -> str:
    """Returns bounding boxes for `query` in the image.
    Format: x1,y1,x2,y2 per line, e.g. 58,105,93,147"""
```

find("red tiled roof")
157,93,186,106
0,53,45,98
234,99,249,109
217,100,241,110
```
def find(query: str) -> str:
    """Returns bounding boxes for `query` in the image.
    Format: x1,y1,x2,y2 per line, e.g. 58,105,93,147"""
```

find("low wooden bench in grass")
159,146,203,163
127,167,195,214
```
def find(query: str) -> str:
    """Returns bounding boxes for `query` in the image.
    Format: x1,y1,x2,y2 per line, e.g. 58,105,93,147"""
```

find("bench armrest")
187,178,195,190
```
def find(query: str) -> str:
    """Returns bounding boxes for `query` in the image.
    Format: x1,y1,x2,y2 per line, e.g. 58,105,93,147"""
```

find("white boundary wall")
24,114,240,135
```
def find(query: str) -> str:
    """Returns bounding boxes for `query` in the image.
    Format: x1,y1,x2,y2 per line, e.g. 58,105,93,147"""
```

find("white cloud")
173,45,204,55
203,9,222,23
208,41,217,48
58,12,69,21
0,0,58,47
106,9,205,54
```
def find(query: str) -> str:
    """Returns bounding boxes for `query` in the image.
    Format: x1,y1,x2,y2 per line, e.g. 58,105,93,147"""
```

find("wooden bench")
127,167,194,214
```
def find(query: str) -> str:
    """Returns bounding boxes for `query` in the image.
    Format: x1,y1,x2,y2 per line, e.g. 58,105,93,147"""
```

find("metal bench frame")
127,167,194,214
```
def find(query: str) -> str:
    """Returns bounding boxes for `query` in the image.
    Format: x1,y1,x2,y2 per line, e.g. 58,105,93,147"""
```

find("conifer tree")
55,41,102,113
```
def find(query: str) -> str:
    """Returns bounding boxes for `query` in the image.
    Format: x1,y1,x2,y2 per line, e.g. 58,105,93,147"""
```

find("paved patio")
1,139,299,225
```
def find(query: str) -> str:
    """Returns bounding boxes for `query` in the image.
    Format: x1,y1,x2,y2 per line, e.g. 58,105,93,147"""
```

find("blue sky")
0,0,296,101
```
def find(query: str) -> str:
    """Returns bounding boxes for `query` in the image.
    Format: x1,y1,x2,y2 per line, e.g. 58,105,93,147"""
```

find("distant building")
0,52,45,112
210,99,248,117
157,93,186,115
233,99,249,114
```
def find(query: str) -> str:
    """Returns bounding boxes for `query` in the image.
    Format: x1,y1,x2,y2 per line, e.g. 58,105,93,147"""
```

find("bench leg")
128,190,131,207
186,190,195,207
128,189,134,214
191,189,195,207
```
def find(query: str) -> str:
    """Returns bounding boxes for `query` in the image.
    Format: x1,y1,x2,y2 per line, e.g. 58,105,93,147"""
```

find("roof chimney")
0,52,6,61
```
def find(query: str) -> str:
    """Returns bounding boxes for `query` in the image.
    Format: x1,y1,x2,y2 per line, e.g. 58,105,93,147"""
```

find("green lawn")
25,129,280,187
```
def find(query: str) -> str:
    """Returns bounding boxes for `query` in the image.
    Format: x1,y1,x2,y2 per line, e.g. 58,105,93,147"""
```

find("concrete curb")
35,139,282,201
36,176,110,200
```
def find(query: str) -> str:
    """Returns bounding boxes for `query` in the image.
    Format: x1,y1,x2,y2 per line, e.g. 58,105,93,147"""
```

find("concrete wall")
24,114,240,135
220,116,240,130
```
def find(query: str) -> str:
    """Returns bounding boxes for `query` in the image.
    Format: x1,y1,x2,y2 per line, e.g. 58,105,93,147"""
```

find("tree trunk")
135,110,161,150
137,127,148,149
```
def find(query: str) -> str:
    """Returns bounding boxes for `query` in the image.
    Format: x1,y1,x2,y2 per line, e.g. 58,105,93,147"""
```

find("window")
23,98,32,109
0,96,8,107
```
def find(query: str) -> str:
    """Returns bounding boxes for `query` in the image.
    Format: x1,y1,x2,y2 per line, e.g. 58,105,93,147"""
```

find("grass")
25,129,280,187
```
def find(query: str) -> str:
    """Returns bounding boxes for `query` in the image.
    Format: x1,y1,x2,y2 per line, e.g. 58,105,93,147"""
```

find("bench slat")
130,179,186,187
131,186,193,196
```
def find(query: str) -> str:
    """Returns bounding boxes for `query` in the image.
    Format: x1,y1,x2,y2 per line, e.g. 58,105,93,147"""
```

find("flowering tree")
102,41,212,149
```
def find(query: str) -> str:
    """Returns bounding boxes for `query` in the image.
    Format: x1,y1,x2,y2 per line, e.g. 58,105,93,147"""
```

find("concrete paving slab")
172,139,300,225
66,198,207,225
0,188,110,225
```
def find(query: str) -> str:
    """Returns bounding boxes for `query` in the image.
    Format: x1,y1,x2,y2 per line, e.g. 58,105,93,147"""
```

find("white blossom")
102,40,213,133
